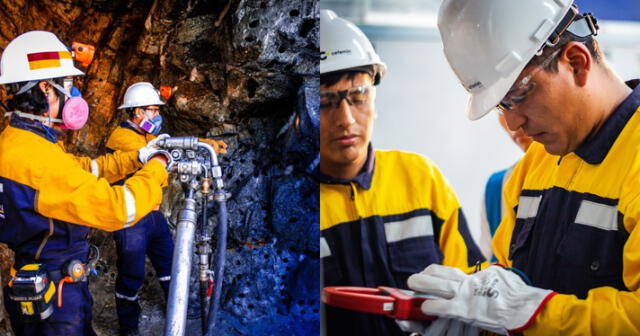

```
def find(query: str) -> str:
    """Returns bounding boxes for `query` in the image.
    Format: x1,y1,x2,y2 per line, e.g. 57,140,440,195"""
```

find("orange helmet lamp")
71,42,95,67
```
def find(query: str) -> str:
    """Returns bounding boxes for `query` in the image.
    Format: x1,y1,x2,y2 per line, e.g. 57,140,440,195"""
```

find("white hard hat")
438,0,574,120
118,82,165,109
0,31,84,85
320,9,386,84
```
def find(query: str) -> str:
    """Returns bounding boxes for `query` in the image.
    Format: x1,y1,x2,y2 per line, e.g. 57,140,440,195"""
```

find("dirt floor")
90,262,167,336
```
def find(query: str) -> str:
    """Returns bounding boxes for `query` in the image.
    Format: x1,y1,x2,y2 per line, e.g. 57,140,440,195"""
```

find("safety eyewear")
142,107,161,115
320,84,375,111
496,49,562,113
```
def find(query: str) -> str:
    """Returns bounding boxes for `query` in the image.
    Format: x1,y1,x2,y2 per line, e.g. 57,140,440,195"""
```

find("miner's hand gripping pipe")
157,137,229,336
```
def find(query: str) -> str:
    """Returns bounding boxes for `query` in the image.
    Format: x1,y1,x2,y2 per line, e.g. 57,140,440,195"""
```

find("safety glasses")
320,84,375,111
142,107,161,116
497,49,562,113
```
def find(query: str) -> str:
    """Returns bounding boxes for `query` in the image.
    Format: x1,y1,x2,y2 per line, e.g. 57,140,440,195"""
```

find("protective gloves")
407,265,556,334
138,133,173,168
396,317,484,336
198,138,228,154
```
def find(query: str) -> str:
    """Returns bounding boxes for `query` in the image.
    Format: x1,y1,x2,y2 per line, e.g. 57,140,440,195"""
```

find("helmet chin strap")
13,79,71,127
15,80,39,95
45,80,71,127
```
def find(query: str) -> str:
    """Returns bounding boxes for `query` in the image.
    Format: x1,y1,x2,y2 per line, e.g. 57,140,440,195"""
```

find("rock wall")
0,0,319,335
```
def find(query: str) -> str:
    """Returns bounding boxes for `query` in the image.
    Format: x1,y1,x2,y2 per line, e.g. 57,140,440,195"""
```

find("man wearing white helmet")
105,82,174,336
105,82,226,335
319,10,484,336
0,31,172,335
408,1,640,335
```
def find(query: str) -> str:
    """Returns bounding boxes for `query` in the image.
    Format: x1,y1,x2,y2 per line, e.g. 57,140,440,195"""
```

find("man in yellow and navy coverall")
319,10,485,336
407,1,640,335
0,31,171,336
107,82,226,336
106,82,174,336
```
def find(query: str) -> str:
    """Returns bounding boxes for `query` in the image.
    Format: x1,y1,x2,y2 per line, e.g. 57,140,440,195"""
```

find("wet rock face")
0,0,319,335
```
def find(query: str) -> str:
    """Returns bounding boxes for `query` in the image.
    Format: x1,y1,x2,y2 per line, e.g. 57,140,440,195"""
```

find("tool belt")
8,259,92,322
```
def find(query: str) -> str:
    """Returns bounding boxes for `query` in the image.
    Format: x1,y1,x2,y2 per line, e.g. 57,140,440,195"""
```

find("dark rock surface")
0,0,319,335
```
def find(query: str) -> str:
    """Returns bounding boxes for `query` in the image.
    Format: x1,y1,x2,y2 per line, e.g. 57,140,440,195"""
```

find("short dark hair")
320,64,381,87
6,82,48,115
527,23,602,73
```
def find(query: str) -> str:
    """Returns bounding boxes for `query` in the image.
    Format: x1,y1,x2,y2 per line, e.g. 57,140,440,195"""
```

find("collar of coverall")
122,120,146,135
573,79,640,165
314,143,375,190
9,112,60,143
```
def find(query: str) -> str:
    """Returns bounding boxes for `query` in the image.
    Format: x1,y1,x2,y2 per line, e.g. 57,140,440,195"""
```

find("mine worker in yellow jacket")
0,31,171,336
408,1,640,335
106,82,226,336
319,10,485,336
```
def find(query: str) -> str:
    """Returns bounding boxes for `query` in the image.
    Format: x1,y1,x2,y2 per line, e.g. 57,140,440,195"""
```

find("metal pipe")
198,192,211,334
157,136,199,150
158,137,229,336
165,188,197,336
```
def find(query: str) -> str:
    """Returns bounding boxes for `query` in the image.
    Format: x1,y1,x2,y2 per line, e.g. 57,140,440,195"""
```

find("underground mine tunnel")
0,0,319,335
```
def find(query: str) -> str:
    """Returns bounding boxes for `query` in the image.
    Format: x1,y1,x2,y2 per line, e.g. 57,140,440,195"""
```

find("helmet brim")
466,65,523,121
117,100,166,110
0,67,85,85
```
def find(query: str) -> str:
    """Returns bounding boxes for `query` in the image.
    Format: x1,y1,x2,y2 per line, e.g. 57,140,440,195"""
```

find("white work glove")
138,133,172,167
408,265,556,334
396,318,483,336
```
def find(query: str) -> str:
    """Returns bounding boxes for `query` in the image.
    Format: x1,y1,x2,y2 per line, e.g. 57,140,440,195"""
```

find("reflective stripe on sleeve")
115,292,138,301
320,237,331,258
516,196,542,219
91,159,99,177
158,275,171,281
575,200,618,231
384,215,433,243
123,186,136,227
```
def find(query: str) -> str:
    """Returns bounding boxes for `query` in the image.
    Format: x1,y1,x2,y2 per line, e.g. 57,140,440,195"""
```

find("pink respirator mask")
47,80,89,130
6,80,89,130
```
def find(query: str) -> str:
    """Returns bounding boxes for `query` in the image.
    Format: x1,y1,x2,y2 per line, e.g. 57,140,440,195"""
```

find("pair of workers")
0,30,225,336
322,0,640,334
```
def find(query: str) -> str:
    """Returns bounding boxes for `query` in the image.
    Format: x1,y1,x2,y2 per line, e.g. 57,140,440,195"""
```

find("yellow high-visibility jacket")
494,82,640,335
321,145,484,336
106,121,156,152
0,115,167,268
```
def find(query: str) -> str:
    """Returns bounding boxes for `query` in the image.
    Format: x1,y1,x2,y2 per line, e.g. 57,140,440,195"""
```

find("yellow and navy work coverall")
0,114,167,335
494,80,640,335
320,145,484,336
105,121,174,335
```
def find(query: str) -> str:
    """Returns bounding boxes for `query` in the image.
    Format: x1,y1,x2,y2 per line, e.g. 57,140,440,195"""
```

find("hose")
205,197,228,336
